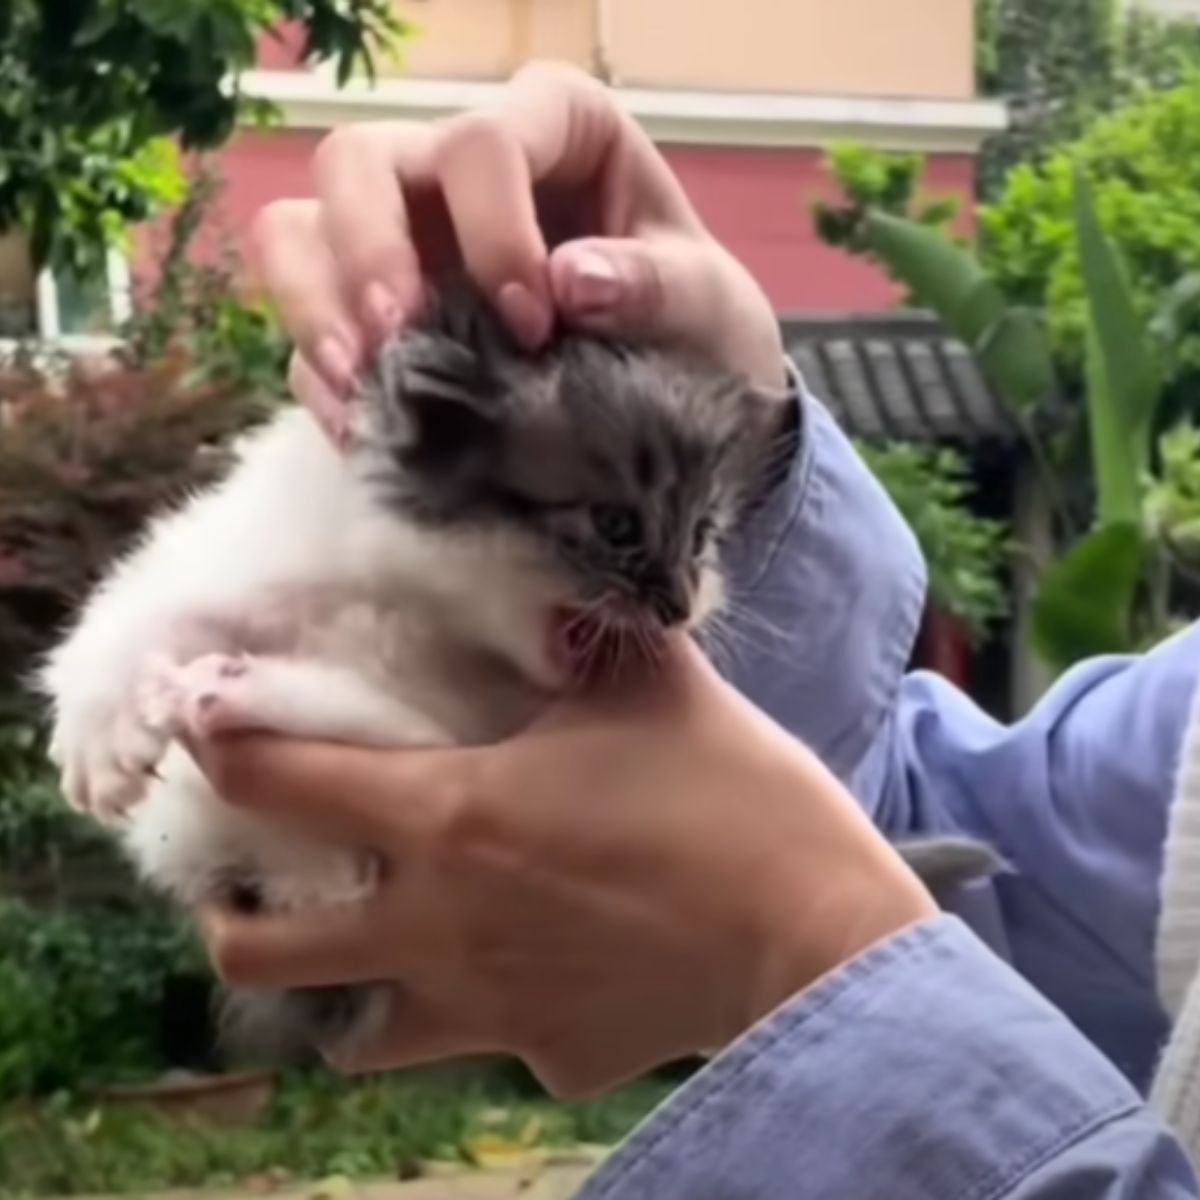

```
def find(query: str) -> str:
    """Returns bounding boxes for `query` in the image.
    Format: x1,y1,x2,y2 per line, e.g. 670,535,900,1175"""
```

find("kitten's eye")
591,503,643,549
692,516,715,556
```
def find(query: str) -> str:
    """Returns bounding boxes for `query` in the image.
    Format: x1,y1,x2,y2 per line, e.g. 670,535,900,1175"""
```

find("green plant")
813,143,960,294
0,1,409,281
1146,424,1200,559
125,164,291,396
826,164,1196,670
855,442,1010,643
0,898,205,1099
981,80,1200,381
973,0,1200,195
0,726,114,876
0,1071,673,1195
0,344,271,681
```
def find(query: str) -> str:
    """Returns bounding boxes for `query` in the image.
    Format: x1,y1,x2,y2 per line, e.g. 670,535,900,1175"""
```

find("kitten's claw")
51,654,187,820
172,652,256,736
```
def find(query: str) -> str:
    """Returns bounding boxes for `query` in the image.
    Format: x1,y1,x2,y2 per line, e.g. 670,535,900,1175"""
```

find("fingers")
500,62,693,227
550,236,786,388
187,732,461,849
548,234,717,343
310,120,436,342
251,201,363,397
202,902,384,990
330,990,489,1074
433,112,552,349
256,61,717,403
288,351,347,445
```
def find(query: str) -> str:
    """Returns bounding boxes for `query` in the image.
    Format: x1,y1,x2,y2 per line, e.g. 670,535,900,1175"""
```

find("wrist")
730,753,937,1041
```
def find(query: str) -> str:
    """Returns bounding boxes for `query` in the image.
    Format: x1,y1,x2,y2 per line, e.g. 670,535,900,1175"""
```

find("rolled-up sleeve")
723,375,926,785
577,917,1198,1200
725,371,1200,1089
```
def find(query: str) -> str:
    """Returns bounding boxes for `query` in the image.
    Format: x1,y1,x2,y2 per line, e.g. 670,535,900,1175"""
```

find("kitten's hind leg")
144,653,446,1067
160,653,450,749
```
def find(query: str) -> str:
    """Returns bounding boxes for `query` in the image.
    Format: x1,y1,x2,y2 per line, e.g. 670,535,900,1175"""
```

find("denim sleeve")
875,629,1200,1090
721,374,927,785
577,917,1198,1200
724,374,1200,1090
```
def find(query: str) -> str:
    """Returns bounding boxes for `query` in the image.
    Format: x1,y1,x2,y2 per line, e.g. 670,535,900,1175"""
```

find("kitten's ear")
724,380,799,499
376,331,505,461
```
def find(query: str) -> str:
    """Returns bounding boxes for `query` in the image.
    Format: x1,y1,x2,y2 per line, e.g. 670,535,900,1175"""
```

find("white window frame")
33,247,130,349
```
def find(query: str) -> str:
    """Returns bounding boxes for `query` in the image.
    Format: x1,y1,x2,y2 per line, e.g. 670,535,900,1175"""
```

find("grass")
0,1068,676,1198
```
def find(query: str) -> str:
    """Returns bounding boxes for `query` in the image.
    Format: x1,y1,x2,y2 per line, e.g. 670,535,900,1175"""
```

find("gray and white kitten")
39,281,999,1065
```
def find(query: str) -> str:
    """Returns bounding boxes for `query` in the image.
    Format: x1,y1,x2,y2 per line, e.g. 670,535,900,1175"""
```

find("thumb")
549,236,785,389
550,234,704,342
186,731,459,849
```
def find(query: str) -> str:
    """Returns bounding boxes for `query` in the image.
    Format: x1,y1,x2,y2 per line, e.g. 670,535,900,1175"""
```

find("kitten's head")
353,281,793,676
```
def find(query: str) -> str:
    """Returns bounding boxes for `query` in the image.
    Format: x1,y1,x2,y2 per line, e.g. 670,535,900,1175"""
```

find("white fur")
38,406,573,922
40,396,728,1057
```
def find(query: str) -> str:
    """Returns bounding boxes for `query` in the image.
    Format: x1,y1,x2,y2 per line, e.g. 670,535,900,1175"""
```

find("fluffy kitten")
39,282,999,1064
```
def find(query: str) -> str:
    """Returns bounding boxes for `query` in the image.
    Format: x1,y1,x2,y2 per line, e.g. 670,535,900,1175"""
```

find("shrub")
980,79,1200,380
0,345,272,684
0,897,205,1099
974,0,1200,195
855,442,1010,643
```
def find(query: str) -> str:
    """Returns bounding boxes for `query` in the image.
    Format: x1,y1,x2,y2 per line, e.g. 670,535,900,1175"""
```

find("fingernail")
361,281,402,342
314,336,357,398
497,282,551,350
566,252,621,313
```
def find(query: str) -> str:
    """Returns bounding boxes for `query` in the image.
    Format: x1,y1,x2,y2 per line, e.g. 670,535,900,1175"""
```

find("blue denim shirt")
580,381,1200,1198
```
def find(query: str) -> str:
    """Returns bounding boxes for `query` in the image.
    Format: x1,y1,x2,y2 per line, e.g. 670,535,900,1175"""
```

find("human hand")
251,61,785,441
192,638,934,1098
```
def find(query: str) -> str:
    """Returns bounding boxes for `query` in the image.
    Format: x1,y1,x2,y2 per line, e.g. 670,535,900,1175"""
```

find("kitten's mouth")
550,603,668,685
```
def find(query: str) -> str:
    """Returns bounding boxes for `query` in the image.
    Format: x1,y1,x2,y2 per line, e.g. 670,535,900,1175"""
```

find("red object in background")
916,605,971,688
175,134,975,315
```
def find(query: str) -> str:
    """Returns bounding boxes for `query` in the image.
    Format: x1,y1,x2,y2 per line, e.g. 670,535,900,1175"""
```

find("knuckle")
249,199,308,265
625,250,667,325
436,109,513,160
510,59,597,96
311,123,379,184
426,758,507,862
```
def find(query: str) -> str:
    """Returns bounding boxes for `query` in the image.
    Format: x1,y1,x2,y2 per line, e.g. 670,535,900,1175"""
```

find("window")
35,249,131,344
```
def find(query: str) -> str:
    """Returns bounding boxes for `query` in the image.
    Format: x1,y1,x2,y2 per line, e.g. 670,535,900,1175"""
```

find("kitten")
38,281,1001,1065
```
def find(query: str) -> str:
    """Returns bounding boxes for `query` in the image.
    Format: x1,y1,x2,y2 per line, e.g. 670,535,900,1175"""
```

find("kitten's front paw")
169,652,256,735
51,655,182,820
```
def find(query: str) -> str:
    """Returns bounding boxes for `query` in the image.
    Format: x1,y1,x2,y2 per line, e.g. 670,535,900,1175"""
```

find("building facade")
217,0,1002,314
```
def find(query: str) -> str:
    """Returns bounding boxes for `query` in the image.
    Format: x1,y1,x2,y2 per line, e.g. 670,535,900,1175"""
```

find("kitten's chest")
295,594,547,745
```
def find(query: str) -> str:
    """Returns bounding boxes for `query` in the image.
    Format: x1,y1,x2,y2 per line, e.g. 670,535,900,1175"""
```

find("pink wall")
199,130,976,314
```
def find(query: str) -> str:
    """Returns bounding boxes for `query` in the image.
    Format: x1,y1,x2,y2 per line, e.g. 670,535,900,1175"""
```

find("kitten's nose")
648,585,689,627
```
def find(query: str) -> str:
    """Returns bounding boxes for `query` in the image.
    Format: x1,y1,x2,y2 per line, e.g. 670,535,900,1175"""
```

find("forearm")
580,916,1197,1200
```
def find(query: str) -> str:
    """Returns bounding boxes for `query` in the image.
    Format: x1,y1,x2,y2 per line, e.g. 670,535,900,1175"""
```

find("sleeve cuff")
579,915,1144,1200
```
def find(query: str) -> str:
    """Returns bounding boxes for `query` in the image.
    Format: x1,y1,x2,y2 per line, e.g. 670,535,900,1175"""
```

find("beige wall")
389,0,593,78
386,0,974,99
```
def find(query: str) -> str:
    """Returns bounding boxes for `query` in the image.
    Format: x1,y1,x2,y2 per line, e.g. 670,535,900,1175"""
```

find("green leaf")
1072,166,1162,472
864,212,1055,411
864,212,997,341
1031,521,1145,670
975,306,1056,411
1085,321,1141,525
1148,271,1200,362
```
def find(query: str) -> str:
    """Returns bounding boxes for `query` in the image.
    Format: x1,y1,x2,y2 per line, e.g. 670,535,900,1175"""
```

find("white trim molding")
241,69,1007,154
